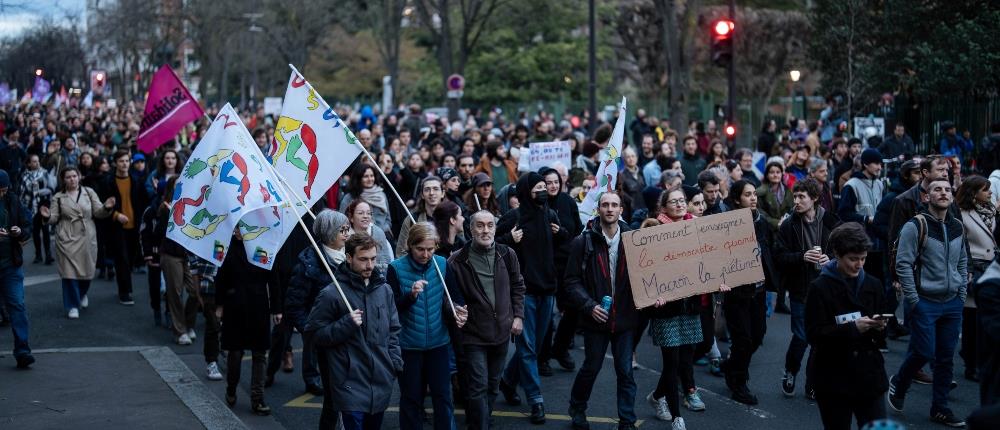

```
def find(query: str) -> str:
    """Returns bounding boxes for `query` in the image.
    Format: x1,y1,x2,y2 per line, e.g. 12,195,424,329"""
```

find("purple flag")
137,65,205,152
32,77,51,103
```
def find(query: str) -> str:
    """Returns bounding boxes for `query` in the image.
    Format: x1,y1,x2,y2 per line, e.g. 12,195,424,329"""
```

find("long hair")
346,164,381,197
432,200,461,245
725,179,757,209
157,149,181,176
956,175,989,211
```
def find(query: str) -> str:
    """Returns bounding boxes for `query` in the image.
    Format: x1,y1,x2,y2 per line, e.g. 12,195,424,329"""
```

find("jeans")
816,391,886,430
61,279,91,311
341,411,384,430
502,294,554,405
399,345,454,430
784,299,815,388
0,266,29,358
892,296,963,414
465,342,509,430
267,319,321,388
569,329,637,424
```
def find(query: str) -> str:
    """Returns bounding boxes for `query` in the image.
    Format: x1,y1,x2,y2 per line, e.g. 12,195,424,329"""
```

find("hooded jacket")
805,260,887,397
563,219,639,333
305,266,403,414
539,167,583,294
895,208,968,306
496,172,570,296
774,207,840,302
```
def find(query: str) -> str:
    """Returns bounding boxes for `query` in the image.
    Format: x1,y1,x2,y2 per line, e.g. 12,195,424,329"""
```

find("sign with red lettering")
623,208,765,309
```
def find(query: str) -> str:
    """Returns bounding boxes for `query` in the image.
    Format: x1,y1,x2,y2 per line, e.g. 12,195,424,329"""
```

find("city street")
0,248,983,429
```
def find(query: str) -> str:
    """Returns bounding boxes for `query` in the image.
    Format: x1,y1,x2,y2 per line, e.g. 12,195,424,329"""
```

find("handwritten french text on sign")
623,208,765,309
527,141,572,171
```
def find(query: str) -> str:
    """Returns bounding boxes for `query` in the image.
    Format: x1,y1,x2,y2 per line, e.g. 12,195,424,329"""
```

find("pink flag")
137,65,204,153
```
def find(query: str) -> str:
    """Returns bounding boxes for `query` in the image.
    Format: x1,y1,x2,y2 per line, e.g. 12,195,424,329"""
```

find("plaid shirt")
188,253,218,295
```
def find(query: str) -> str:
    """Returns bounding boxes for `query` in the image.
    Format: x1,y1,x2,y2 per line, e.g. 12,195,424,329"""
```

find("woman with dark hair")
441,152,458,169
345,199,394,271
432,201,466,257
475,140,517,193
145,149,181,198
140,176,178,328
463,172,500,216
758,119,778,156
40,166,115,319
956,175,997,382
705,140,727,165
339,164,393,236
719,179,779,405
684,185,706,217
758,161,794,230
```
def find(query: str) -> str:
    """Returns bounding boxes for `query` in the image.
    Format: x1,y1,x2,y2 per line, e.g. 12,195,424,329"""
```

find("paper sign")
527,140,572,171
263,97,283,116
623,208,765,309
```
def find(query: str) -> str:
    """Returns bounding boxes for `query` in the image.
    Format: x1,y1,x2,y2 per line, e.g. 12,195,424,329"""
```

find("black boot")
251,400,271,416
568,406,589,430
730,384,759,405
500,379,521,405
529,403,546,424
225,386,237,407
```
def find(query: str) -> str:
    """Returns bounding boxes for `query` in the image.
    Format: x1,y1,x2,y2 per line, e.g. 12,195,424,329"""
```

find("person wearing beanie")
495,171,571,424
837,147,887,291
270,209,351,400
0,168,33,369
436,166,467,213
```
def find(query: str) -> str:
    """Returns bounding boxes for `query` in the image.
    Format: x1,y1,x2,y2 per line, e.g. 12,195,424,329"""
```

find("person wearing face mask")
495,171,570,424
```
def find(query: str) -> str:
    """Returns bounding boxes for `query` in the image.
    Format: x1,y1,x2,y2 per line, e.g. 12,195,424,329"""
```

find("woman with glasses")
344,199,393,271
340,164,392,237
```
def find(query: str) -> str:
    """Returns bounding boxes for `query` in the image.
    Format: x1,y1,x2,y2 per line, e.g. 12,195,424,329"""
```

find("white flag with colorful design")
166,103,285,267
239,69,364,268
578,97,627,225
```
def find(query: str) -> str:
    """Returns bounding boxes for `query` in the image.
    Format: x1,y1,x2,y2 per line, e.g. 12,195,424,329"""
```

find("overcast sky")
0,0,86,38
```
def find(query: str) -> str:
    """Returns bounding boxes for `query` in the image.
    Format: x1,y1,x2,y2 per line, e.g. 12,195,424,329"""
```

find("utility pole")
588,0,597,135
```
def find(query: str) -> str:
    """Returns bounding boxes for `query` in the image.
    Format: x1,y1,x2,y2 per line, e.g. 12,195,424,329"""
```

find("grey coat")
895,209,968,306
304,266,403,414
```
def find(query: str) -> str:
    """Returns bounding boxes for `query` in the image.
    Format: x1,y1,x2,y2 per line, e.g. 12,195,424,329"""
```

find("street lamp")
34,68,43,77
789,70,801,82
789,70,806,121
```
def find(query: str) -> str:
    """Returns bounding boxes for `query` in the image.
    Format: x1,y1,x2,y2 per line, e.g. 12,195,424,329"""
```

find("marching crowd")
2,98,1000,430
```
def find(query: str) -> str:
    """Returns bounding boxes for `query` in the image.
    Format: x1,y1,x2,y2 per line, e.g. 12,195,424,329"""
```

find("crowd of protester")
2,97,1000,430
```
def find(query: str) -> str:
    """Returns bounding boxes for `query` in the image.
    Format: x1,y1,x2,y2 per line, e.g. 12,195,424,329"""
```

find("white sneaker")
647,391,672,421
206,362,223,380
177,333,192,345
187,329,197,340
80,295,88,309
68,308,79,319
672,417,687,430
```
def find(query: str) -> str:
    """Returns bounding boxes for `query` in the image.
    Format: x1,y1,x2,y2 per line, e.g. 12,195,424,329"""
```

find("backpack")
888,214,927,286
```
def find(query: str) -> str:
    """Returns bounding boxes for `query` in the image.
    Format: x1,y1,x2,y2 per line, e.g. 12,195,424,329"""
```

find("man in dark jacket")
974,261,1000,407
446,210,526,430
563,192,640,430
699,170,729,216
878,123,915,161
872,160,920,339
99,150,150,305
888,155,952,248
0,129,25,194
678,136,706,187
838,149,886,280
0,169,33,369
775,179,840,399
805,222,888,429
305,233,402,430
496,171,570,423
538,166,583,375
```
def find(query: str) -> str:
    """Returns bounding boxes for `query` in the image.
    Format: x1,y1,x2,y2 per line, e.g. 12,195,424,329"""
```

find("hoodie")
538,167,584,284
895,208,968,306
496,172,570,296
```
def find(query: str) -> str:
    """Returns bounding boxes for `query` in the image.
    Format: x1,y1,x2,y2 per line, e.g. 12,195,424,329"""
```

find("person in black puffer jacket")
806,222,888,429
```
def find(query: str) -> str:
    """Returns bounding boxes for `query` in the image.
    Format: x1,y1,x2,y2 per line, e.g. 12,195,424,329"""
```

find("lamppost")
789,70,807,121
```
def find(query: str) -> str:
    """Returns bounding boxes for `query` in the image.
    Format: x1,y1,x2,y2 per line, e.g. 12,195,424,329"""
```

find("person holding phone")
805,222,888,429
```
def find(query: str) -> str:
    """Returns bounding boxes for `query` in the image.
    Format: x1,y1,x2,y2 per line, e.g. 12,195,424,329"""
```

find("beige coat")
48,186,112,280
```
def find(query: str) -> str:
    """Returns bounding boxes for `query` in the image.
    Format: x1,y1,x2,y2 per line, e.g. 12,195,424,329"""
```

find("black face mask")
533,190,548,205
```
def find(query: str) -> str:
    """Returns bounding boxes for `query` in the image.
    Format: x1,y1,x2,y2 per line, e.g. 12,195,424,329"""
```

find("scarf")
975,200,996,233
771,183,785,206
322,244,346,265
361,185,389,213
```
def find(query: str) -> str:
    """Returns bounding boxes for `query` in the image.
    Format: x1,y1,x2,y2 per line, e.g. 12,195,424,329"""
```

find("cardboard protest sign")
528,140,572,171
623,208,765,309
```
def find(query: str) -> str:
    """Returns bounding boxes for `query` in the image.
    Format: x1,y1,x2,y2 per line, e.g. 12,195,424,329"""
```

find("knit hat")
861,148,883,166
436,167,458,183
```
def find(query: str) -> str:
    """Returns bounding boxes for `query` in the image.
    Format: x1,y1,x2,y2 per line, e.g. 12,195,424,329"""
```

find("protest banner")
526,140,572,171
623,208,765,309
137,64,205,153
853,116,885,141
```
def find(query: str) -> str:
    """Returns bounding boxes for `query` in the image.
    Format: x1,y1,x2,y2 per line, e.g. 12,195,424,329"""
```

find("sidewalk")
0,346,247,430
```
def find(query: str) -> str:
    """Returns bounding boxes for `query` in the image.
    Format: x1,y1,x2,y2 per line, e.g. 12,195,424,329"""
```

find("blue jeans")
399,346,454,430
784,299,814,386
341,411,384,430
569,329,637,424
0,266,29,358
893,296,963,414
61,279,91,311
502,294,554,405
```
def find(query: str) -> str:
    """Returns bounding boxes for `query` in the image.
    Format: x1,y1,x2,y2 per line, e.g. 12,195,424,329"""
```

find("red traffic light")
725,125,736,137
714,20,734,37
95,72,105,83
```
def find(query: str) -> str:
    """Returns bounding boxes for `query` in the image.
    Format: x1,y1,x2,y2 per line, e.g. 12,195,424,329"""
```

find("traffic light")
711,19,734,68
725,124,737,141
91,70,107,96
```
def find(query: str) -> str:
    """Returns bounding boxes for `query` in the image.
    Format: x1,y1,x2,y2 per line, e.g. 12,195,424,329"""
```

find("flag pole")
287,64,459,320
263,150,353,312
474,193,482,212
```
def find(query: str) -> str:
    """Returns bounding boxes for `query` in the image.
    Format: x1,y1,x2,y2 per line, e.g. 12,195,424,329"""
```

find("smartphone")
873,314,895,320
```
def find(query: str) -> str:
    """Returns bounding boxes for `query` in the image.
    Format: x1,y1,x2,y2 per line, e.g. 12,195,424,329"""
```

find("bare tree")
412,0,504,121
654,0,701,136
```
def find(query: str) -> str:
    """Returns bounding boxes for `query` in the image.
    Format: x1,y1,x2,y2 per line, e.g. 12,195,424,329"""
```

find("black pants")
31,213,51,260
723,288,767,385
227,349,267,403
654,344,695,417
200,295,221,364
540,308,578,362
267,319,321,388
815,391,886,430
147,262,161,313
962,306,978,373
693,302,716,361
464,342,509,430
111,228,140,299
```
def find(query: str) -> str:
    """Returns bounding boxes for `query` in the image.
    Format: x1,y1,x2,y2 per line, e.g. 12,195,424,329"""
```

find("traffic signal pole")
727,0,735,144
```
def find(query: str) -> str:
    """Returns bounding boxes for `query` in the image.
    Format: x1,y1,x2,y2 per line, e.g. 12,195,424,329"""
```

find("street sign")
447,90,464,99
447,74,465,91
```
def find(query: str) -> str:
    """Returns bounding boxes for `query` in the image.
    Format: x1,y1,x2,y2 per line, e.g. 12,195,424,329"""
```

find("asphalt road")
5,251,984,429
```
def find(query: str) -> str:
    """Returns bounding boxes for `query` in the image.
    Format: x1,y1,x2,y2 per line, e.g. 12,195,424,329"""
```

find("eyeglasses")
667,198,686,206
339,227,351,234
